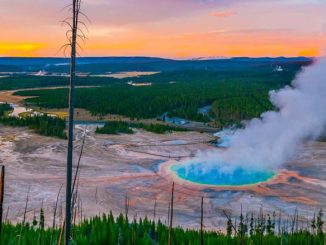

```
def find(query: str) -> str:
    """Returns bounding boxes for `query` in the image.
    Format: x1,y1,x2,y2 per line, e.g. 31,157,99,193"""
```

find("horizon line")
0,55,316,60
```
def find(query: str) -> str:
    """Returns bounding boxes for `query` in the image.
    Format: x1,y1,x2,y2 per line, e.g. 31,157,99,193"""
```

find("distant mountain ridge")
0,56,313,74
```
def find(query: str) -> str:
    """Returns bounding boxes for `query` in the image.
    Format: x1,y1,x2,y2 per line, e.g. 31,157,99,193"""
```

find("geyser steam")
193,58,326,173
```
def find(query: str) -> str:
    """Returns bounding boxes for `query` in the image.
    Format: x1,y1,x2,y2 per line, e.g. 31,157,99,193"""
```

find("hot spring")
170,161,276,186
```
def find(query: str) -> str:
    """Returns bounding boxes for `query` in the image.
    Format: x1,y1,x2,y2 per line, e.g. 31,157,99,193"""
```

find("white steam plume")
194,58,326,172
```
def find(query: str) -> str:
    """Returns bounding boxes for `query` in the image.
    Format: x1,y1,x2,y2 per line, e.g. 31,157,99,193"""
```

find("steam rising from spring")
193,58,326,173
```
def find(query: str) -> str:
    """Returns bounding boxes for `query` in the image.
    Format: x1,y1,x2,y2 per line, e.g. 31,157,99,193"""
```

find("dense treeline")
0,75,119,91
208,92,274,127
15,67,301,127
0,114,67,139
136,122,188,134
96,121,188,134
1,210,324,244
96,121,133,134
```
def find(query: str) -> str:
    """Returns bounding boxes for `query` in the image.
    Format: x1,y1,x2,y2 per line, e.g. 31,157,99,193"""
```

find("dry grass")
39,110,69,119
0,91,33,105
18,111,33,118
108,71,159,79
0,135,16,142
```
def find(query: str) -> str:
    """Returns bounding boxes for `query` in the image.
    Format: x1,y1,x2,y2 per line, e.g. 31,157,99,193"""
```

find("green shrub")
96,121,188,135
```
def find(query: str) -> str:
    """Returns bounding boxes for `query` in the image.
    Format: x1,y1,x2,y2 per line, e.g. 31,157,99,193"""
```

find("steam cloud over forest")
192,57,326,173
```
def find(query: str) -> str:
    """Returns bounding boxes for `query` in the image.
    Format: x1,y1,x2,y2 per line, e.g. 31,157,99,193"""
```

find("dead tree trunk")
5,206,9,223
200,196,204,245
167,202,170,225
50,185,63,245
65,1,81,243
168,182,175,245
19,187,30,245
125,193,130,218
0,166,5,236
153,200,157,223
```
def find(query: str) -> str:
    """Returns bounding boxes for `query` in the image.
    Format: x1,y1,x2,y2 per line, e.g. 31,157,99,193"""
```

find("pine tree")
238,211,245,238
317,209,324,237
272,211,276,234
32,213,38,228
39,208,45,230
249,213,254,237
227,217,233,237
311,213,316,234
267,214,273,235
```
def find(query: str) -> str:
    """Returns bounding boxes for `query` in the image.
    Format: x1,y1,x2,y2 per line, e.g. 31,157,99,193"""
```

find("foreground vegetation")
15,65,305,127
0,104,66,139
96,121,188,135
0,103,12,117
1,210,324,244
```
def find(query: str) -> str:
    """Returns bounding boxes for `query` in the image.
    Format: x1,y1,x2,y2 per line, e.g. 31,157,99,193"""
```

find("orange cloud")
299,48,320,57
211,10,235,18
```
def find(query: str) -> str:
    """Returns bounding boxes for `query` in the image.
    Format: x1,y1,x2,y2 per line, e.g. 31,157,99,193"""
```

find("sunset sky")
1,0,326,58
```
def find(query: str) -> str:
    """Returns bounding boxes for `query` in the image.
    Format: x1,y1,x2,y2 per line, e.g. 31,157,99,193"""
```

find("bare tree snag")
168,182,175,245
200,196,204,245
64,1,79,243
153,200,157,222
0,166,4,236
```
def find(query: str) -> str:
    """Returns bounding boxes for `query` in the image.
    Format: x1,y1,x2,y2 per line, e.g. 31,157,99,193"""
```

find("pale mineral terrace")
0,125,325,230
